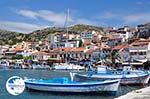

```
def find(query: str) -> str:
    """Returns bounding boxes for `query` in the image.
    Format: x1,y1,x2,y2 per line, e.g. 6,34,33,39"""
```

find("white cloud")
136,1,143,5
17,9,99,26
122,13,150,25
98,12,118,19
135,1,150,6
0,21,46,33
97,11,150,25
0,9,106,33
17,9,73,26
18,9,37,19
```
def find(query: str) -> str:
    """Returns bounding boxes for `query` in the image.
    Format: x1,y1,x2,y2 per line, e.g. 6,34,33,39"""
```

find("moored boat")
24,77,120,95
0,60,10,69
53,63,85,70
32,64,50,70
75,72,149,85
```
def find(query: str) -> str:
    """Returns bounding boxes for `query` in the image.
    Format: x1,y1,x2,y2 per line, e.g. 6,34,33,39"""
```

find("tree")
110,51,121,68
11,54,23,60
79,40,83,47
23,56,32,60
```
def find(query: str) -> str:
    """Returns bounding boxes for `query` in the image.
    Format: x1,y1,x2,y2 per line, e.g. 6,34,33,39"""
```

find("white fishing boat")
32,64,50,70
0,60,10,69
53,63,84,70
75,71,149,85
13,60,23,69
25,77,120,95
32,61,51,70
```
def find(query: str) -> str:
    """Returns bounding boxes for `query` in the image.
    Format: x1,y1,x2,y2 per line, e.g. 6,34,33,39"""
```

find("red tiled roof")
131,42,149,46
53,47,86,52
71,47,85,52
83,39,91,45
11,48,24,52
32,51,49,55
32,51,58,56
53,47,73,52
113,45,128,51
85,49,94,54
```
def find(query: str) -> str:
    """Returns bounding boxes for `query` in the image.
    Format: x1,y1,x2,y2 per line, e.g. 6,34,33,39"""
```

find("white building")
129,39,150,62
109,27,136,43
80,31,96,39
32,51,50,61
50,33,80,48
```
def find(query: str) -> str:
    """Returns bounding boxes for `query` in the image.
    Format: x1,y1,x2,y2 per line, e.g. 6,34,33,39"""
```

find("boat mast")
66,8,69,47
64,9,69,62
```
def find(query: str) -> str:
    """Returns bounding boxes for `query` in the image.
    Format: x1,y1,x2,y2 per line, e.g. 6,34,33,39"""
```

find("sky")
0,0,150,33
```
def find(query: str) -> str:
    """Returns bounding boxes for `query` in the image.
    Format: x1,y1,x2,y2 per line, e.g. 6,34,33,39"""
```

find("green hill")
0,30,26,45
25,24,104,42
0,24,104,45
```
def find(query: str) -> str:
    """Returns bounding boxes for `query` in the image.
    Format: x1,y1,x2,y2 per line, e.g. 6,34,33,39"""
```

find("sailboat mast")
66,8,69,45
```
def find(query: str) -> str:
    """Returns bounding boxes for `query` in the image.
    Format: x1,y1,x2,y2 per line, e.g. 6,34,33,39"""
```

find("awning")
134,59,147,63
122,62,143,65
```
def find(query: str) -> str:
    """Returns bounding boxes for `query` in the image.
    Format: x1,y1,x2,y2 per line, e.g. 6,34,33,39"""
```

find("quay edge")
115,86,150,99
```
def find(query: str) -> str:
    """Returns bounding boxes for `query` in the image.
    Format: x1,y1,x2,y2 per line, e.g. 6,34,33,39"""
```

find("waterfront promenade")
116,86,150,99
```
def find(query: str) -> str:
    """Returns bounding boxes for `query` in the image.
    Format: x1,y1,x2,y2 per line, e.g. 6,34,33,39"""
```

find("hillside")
25,24,104,42
0,24,104,45
0,30,26,45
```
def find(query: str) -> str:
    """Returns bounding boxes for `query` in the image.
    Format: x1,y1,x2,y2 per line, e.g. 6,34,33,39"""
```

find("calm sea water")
0,69,146,99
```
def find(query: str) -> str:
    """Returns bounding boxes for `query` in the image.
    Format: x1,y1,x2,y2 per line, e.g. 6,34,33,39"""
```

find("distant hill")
0,30,26,45
69,24,103,33
24,24,104,42
0,24,104,45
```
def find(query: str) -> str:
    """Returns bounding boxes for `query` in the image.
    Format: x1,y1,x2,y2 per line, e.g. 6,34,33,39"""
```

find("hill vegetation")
0,24,104,45
0,30,26,45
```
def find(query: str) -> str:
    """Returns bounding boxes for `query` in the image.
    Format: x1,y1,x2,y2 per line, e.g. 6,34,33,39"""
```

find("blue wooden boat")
24,77,120,94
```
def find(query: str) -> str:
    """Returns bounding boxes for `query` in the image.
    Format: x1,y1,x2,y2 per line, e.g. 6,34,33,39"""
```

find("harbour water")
0,69,147,99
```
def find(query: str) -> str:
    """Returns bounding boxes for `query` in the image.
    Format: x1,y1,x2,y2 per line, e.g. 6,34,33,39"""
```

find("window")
68,54,70,57
143,52,146,55
89,54,91,58
84,55,87,58
76,53,78,57
80,53,82,57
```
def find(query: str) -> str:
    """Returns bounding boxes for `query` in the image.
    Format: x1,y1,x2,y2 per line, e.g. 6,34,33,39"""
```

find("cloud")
17,9,73,26
0,9,99,33
136,2,142,5
97,11,150,25
17,9,99,26
97,12,118,19
0,21,47,33
18,10,37,19
135,1,150,6
122,13,150,25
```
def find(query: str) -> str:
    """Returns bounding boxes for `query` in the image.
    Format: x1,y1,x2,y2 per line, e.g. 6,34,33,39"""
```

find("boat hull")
75,73,150,85
0,65,10,69
25,79,120,94
53,63,85,70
